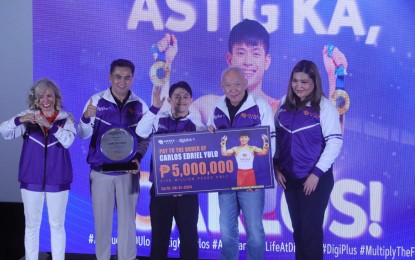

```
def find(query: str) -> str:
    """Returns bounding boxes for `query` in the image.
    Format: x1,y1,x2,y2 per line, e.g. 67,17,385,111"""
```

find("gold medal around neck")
149,61,170,86
331,89,350,115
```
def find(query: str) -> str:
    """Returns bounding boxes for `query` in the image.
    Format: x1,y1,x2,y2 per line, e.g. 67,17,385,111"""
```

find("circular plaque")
149,61,170,85
99,127,136,162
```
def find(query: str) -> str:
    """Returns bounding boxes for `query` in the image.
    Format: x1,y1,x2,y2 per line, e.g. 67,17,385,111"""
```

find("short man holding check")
136,81,206,260
221,131,269,187
207,66,275,260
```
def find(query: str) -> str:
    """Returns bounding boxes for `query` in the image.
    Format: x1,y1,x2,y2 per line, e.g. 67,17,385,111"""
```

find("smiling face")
291,72,315,101
168,87,192,118
37,87,56,115
239,135,250,145
221,69,248,106
226,43,271,91
109,66,134,101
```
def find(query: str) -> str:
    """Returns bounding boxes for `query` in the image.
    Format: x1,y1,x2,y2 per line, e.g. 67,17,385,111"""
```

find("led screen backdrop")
34,1,415,258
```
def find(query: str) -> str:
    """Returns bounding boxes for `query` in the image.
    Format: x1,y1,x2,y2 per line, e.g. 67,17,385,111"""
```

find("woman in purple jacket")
274,60,343,259
0,78,75,260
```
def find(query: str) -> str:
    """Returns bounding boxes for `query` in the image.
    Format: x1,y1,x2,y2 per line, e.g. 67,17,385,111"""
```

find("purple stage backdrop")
34,1,415,259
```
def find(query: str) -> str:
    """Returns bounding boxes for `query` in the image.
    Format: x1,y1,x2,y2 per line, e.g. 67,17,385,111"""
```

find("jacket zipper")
43,131,48,191
289,111,298,158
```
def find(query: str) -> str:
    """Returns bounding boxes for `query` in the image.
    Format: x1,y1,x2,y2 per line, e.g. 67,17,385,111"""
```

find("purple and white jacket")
0,109,75,192
274,95,343,179
77,88,150,173
136,109,206,182
207,93,276,156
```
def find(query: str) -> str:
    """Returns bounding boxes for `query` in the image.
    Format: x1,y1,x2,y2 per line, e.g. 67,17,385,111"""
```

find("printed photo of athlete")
221,131,270,187
192,19,349,132
151,20,349,132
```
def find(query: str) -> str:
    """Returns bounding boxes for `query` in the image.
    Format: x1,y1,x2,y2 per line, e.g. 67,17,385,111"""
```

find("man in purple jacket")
78,59,150,260
136,81,206,260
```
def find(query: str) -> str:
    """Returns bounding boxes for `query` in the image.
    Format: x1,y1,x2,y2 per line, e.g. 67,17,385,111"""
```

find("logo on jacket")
303,109,320,119
97,106,110,112
241,113,260,120
158,123,168,130
214,114,225,120
128,108,143,116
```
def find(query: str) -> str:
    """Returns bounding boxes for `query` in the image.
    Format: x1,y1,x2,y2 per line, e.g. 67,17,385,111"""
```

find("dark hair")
110,59,135,76
228,19,270,54
285,60,324,112
239,131,249,138
169,81,192,97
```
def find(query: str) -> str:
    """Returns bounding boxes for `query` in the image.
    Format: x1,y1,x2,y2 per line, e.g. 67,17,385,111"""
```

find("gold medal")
331,89,350,115
149,61,170,86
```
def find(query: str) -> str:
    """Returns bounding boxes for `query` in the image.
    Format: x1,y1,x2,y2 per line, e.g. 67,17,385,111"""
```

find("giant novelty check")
152,126,274,196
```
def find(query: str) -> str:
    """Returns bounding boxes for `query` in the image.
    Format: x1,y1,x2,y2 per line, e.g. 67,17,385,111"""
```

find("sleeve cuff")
135,153,144,162
81,115,91,124
149,105,160,115
312,166,324,178
14,117,22,126
49,124,59,134
273,157,279,168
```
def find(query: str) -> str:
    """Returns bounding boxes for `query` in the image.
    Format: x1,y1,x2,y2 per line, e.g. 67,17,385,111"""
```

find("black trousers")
284,169,334,260
149,185,199,260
